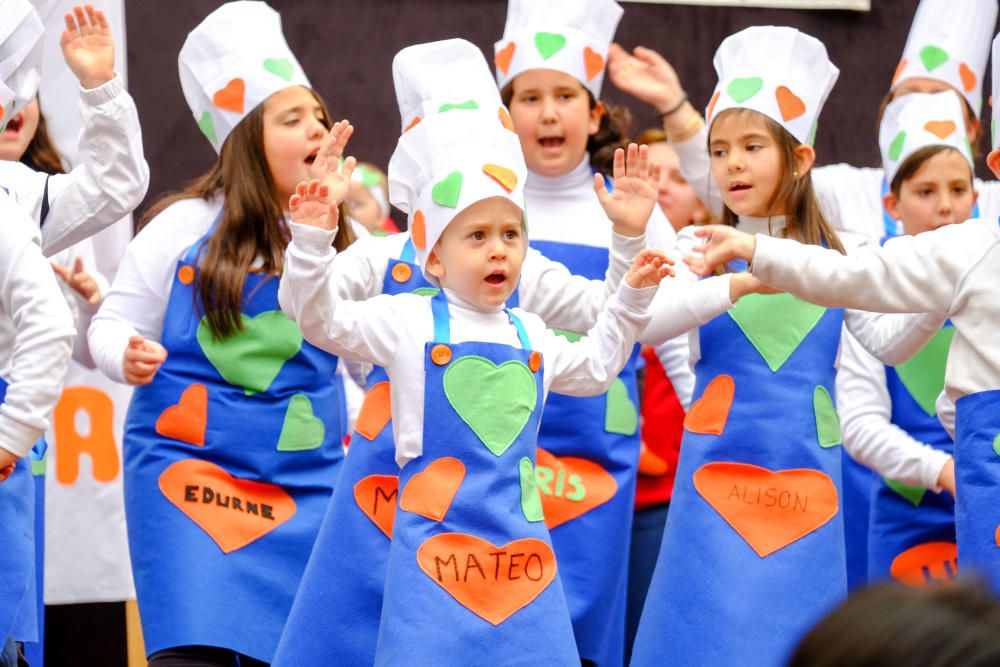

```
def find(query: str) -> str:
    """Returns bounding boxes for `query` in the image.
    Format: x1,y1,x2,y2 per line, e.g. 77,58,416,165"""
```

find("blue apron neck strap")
399,236,416,263
431,288,451,343
505,308,532,350
182,209,224,266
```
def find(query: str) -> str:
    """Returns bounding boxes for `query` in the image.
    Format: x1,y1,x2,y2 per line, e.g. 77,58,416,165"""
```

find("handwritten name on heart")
890,541,957,587
535,448,617,529
354,474,398,538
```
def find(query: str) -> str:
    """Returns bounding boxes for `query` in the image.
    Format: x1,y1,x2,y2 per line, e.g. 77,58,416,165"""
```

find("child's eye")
747,143,763,152
952,186,968,195
918,188,933,196
504,230,519,240
471,231,486,240
711,149,727,158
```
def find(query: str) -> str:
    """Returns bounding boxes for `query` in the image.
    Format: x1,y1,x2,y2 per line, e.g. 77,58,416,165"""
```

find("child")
346,161,399,235
273,37,665,667
278,96,669,664
629,26,948,666
87,3,351,664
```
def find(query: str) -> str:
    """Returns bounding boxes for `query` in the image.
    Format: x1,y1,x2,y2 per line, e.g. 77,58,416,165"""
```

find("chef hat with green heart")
394,39,514,135
891,0,996,121
879,91,973,186
707,26,839,146
0,0,44,129
178,1,311,153
494,0,623,98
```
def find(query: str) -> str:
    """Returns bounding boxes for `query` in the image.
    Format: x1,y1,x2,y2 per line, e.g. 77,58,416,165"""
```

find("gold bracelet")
667,111,704,144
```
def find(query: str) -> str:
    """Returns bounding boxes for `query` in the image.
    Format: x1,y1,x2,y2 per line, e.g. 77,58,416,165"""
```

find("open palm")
594,143,659,237
60,5,115,89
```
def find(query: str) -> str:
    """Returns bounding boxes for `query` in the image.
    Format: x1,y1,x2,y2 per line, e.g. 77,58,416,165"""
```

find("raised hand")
290,179,339,231
52,256,101,305
684,225,757,276
625,248,674,289
607,44,684,112
594,143,660,238
123,335,167,386
60,5,115,90
309,120,357,206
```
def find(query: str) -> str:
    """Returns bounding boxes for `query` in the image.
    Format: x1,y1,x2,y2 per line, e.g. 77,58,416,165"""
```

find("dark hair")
789,579,1000,667
877,88,980,157
142,88,354,339
889,144,974,196
500,79,632,176
20,105,66,175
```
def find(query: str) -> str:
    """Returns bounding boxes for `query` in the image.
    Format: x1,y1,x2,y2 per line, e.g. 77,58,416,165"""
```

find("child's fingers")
341,155,357,180
612,147,626,181
73,256,85,275
73,6,91,34
296,181,308,197
63,11,77,34
127,335,146,349
0,463,15,483
592,172,610,204
649,162,662,188
94,8,109,32
637,144,649,179
625,143,638,178
51,262,72,281
289,194,302,212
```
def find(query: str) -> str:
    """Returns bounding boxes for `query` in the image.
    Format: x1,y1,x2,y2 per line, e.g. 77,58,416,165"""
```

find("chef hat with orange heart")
891,0,996,121
706,26,839,146
178,1,311,153
879,91,973,186
389,40,526,282
0,0,44,129
494,0,623,98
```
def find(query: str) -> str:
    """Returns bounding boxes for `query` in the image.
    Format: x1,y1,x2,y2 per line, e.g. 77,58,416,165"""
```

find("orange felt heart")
411,210,426,250
638,442,670,477
892,58,908,85
959,62,976,93
775,86,806,122
400,457,465,522
417,533,556,625
155,384,207,446
403,115,421,133
683,374,734,435
890,541,957,587
583,47,605,81
212,78,245,114
158,458,296,553
354,474,399,539
494,42,516,76
498,106,515,131
693,461,838,557
924,120,957,139
354,381,391,441
706,91,720,121
483,164,518,193
535,448,617,528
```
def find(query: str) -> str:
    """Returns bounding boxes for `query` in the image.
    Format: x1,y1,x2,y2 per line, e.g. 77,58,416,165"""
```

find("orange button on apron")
431,344,452,366
529,351,542,372
178,265,195,285
391,262,412,284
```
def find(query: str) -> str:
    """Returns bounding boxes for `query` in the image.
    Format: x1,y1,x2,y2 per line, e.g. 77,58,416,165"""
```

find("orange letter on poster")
54,386,120,485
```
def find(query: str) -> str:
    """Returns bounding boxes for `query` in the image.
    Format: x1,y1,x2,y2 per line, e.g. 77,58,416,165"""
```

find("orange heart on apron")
354,381,392,441
535,448,617,528
693,461,838,557
417,533,557,626
354,474,399,539
400,457,465,522
158,458,296,553
890,541,957,587
155,383,207,446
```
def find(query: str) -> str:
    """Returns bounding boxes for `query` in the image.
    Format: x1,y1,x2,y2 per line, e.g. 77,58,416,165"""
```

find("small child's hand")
123,335,167,386
594,143,660,238
937,458,956,497
684,225,757,276
0,449,17,483
729,273,780,302
309,120,357,207
290,180,340,231
625,248,673,289
60,5,116,90
607,44,684,113
52,257,101,305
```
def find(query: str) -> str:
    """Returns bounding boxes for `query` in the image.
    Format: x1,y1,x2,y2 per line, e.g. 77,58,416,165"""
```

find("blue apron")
273,236,436,666
632,293,847,666
530,239,638,667
952,388,1000,590
374,290,578,665
868,325,956,585
123,222,345,661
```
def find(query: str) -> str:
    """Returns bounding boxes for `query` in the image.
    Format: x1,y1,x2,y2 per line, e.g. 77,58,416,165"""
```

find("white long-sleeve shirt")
0,76,149,257
0,194,75,458
50,239,109,370
280,221,656,466
750,220,1000,434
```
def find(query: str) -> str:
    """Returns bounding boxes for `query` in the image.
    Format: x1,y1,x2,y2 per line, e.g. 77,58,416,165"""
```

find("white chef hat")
493,0,623,98
178,1,311,153
0,0,44,127
351,163,390,219
879,91,973,186
891,0,997,121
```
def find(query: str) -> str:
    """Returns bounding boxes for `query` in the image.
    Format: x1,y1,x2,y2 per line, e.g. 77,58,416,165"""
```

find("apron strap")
431,288,451,343
399,236,416,263
182,209,224,266
505,309,532,350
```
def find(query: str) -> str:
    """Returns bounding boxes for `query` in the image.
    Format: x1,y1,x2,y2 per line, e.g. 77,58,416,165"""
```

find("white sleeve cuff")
0,414,43,460
289,222,338,257
79,74,124,104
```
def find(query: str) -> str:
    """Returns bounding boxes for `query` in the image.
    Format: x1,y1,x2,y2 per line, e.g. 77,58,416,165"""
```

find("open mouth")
538,137,564,149
729,182,751,192
484,271,506,285
304,147,319,165
2,115,22,136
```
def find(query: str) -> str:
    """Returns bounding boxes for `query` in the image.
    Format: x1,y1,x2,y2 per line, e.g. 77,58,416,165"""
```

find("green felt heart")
443,355,536,456
412,287,440,297
519,456,545,522
277,394,325,451
263,57,295,81
893,326,954,416
605,379,637,435
534,32,567,59
197,111,217,145
432,171,463,208
728,293,826,372
197,310,303,395
919,45,949,72
356,164,381,188
438,100,479,113
551,327,583,343
30,450,46,477
813,386,842,448
993,434,1000,458
726,77,764,103
884,477,926,506
888,131,907,161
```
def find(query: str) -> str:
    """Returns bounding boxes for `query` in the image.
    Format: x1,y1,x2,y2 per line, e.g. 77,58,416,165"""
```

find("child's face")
262,85,328,208
507,69,602,178
709,112,783,218
886,150,977,235
426,197,526,310
346,181,383,231
0,97,39,162
646,140,708,231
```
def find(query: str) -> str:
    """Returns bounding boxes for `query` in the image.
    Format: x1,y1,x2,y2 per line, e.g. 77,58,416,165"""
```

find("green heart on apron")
728,293,826,372
197,310,303,395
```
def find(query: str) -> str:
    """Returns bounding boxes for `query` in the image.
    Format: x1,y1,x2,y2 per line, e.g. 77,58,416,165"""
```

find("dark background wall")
126,0,998,220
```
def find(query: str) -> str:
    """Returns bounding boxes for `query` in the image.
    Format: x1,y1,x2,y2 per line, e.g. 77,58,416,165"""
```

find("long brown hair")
21,105,66,175
706,108,844,274
142,89,354,339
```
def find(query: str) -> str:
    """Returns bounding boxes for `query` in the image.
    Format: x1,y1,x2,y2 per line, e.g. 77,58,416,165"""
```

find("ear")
987,148,1000,179
588,101,604,137
791,144,816,178
882,191,901,221
965,116,981,144
425,245,446,279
